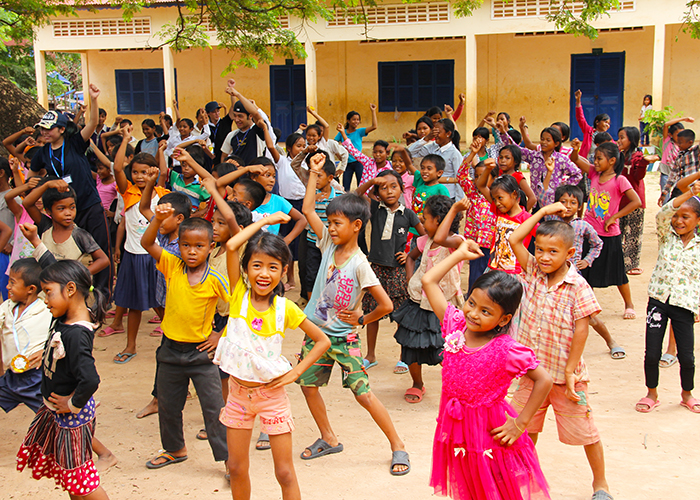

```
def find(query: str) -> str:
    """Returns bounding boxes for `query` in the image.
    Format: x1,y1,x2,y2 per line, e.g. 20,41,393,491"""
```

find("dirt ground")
2,171,699,499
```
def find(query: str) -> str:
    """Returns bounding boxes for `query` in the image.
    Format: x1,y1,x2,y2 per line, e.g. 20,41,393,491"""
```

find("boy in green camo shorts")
296,153,410,476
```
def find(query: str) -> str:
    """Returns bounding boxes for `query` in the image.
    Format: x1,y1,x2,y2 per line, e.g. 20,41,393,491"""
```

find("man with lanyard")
29,85,113,299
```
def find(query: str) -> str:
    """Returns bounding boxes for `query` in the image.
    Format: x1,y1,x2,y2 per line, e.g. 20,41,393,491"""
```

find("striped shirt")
516,254,601,384
307,186,343,244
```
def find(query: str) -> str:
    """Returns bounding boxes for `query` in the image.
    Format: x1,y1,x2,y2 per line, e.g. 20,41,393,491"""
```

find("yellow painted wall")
475,29,654,139
664,24,700,122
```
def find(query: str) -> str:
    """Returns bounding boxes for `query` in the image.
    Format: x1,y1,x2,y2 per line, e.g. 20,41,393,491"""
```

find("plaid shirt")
570,219,603,268
456,157,496,248
662,145,700,198
516,254,601,384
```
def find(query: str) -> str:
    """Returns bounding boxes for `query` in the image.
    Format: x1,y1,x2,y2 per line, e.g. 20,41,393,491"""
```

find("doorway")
270,65,306,141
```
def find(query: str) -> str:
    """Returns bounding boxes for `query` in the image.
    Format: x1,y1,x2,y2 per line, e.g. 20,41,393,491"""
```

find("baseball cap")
205,101,222,113
232,101,249,114
35,111,69,130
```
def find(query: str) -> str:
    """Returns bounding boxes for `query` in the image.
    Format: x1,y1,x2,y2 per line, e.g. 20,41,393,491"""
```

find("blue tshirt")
334,127,367,162
253,194,293,235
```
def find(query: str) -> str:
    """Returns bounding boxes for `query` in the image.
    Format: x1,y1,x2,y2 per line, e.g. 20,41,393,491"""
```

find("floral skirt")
16,398,100,496
362,263,409,318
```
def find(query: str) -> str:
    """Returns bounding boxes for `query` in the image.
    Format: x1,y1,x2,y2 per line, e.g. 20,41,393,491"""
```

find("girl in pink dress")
422,239,553,500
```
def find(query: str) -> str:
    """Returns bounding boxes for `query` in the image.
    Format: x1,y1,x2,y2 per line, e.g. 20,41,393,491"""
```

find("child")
303,122,349,174
0,259,52,414
389,146,415,208
575,89,611,160
21,180,110,275
410,154,450,222
509,203,612,500
334,105,378,191
337,123,391,187
170,147,211,212
661,129,699,201
140,209,230,472
617,126,658,275
657,116,694,205
570,140,642,319
393,195,464,403
110,131,169,363
297,153,410,475
476,166,535,274
17,260,110,499
4,171,41,270
248,157,307,238
135,118,159,157
637,172,700,413
504,119,582,207
639,94,653,146
356,170,424,369
554,184,625,360
422,242,553,500
216,211,330,499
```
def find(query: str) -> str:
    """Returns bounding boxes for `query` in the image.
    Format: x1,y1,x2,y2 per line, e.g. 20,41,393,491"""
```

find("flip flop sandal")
623,308,636,320
256,432,271,451
362,358,378,370
393,361,409,375
610,347,626,359
196,428,207,440
626,268,644,275
148,315,162,324
113,352,137,364
390,450,411,476
98,326,125,337
146,451,188,469
105,310,116,319
659,353,678,368
680,398,700,414
635,397,660,413
404,386,426,403
150,326,163,337
591,491,614,500
300,438,344,460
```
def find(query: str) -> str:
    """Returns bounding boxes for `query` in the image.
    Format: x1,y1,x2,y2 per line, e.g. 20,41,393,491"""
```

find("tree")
0,74,46,156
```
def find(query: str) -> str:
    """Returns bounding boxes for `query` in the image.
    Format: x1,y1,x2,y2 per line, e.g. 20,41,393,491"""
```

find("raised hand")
88,83,100,100
155,203,174,221
266,211,292,226
46,179,70,192
171,148,191,163
444,104,454,115
369,103,377,111
459,93,466,104
470,137,485,153
246,164,269,177
543,201,567,216
575,89,582,102
454,197,471,213
201,176,217,195
298,123,308,130
545,157,555,172
519,116,527,129
309,153,326,173
145,166,160,185
570,138,581,153
19,223,40,246
23,126,36,135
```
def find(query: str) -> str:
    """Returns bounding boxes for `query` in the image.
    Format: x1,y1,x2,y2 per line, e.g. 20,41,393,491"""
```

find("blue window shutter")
378,60,454,113
115,68,165,115
115,70,133,114
378,62,397,112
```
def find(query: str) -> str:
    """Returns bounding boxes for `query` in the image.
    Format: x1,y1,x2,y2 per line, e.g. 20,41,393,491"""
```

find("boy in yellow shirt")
140,205,230,473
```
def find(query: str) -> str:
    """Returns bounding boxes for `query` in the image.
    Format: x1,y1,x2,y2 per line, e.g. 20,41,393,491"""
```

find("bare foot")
95,452,118,472
136,397,158,419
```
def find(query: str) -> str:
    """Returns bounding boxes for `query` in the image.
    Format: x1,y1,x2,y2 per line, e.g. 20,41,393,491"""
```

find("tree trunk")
0,75,47,156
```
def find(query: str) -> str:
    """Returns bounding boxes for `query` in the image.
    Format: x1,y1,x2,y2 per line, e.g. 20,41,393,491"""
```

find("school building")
33,0,698,145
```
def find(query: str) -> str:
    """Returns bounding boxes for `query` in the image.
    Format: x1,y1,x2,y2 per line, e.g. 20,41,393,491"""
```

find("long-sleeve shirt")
456,157,496,249
570,219,603,268
575,105,595,159
317,138,349,173
620,151,649,209
408,139,464,200
341,139,391,187
661,145,700,199
648,201,700,317
503,132,582,206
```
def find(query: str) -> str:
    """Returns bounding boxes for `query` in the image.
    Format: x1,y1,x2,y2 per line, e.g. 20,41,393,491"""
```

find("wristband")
358,315,365,326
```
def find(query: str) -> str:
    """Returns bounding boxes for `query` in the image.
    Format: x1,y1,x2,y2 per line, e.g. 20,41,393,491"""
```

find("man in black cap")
219,82,269,165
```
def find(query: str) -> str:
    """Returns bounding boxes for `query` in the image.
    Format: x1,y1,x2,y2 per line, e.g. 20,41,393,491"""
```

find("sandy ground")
2,171,700,499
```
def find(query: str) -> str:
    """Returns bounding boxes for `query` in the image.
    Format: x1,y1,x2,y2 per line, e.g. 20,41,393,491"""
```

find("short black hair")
421,154,445,172
326,193,370,230
306,124,323,136
669,122,686,136
552,122,570,141
305,150,335,176
472,127,490,140
179,216,213,242
424,195,461,233
178,118,194,129
42,180,77,212
120,119,133,127
184,144,206,168
506,129,522,144
555,184,584,206
213,162,237,178
142,118,156,128
0,157,11,182
425,106,442,118
593,132,613,146
373,170,404,196
158,192,192,218
226,154,245,166
98,108,107,116
227,201,252,227
252,156,274,168
10,258,42,290
236,179,266,209
536,220,574,248
678,129,695,142
155,125,164,136
373,140,389,150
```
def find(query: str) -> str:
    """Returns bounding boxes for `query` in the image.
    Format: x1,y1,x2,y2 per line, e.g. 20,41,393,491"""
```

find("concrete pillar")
80,52,90,107
652,24,666,108
304,39,318,121
34,49,48,109
465,34,478,138
162,45,176,114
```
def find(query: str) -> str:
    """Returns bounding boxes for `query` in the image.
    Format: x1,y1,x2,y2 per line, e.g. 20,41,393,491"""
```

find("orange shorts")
511,377,600,446
219,378,294,435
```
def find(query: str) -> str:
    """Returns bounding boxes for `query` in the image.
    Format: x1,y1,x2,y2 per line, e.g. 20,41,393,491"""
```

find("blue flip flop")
363,358,378,369
114,352,137,364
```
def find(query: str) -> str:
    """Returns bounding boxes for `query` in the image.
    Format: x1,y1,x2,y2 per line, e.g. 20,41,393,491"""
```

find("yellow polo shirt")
157,251,230,343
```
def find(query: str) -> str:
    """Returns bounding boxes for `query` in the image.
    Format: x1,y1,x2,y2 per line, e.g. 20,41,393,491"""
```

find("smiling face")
207,108,220,124
429,113,441,125
290,137,306,158
131,162,150,189
142,124,155,139
372,144,388,165
462,288,510,334
539,131,557,153
178,228,215,269
672,203,700,237
496,113,510,129
49,197,77,229
421,209,439,237
391,152,407,175
491,187,518,214
40,126,63,145
534,234,573,275
434,123,451,147
305,127,321,146
96,163,112,181
419,159,442,185
246,251,286,299
251,164,276,193
594,149,614,173
617,129,631,152
347,114,361,130
416,121,432,139
598,118,611,132
177,121,193,139
233,111,252,131
7,270,34,304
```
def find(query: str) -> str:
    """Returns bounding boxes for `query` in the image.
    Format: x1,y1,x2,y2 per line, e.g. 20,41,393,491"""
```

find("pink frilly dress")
430,305,550,500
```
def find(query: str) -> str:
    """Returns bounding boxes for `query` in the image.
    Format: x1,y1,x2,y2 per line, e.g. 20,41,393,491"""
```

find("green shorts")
296,333,370,396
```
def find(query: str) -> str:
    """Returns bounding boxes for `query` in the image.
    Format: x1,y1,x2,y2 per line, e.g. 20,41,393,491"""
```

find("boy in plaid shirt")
509,201,613,500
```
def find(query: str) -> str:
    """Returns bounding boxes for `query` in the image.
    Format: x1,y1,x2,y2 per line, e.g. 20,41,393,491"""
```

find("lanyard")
50,144,65,178
12,300,38,355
